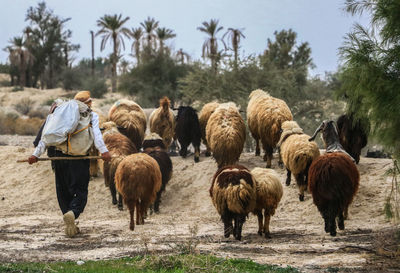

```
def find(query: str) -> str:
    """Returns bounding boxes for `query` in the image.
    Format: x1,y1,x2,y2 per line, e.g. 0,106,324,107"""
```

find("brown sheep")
115,153,162,231
206,103,246,168
251,167,283,238
209,165,256,240
149,97,175,149
101,121,137,210
108,99,147,150
247,89,293,168
198,102,219,156
278,121,320,201
308,120,360,236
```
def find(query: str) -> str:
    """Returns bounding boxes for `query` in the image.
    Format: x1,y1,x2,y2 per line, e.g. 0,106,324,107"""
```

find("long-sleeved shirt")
33,111,108,157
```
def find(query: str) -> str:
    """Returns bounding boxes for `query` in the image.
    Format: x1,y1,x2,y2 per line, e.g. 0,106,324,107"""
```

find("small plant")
384,160,400,222
168,224,200,255
14,98,35,115
11,86,24,92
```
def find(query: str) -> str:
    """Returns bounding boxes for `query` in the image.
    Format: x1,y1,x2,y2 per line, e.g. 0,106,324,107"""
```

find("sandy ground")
0,136,399,272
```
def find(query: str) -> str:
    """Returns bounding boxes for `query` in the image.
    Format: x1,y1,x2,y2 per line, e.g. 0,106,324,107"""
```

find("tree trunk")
90,31,95,77
111,34,117,92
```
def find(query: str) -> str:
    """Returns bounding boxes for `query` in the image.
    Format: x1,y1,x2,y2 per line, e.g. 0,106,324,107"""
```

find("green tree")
140,17,159,50
176,48,190,65
96,14,131,92
338,0,400,159
156,27,176,55
130,27,143,66
223,28,245,70
24,1,79,88
197,19,226,73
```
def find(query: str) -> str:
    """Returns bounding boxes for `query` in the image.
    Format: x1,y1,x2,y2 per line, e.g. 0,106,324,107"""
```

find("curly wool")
279,121,320,175
115,153,162,230
108,99,147,150
199,102,219,151
251,167,283,216
247,89,292,165
149,97,175,149
206,102,246,167
210,166,256,215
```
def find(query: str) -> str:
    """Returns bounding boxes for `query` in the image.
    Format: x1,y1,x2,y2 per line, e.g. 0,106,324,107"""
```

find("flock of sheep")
92,89,366,240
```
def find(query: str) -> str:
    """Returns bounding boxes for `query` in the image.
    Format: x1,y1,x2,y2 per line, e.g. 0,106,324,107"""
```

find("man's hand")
28,155,38,164
101,151,111,162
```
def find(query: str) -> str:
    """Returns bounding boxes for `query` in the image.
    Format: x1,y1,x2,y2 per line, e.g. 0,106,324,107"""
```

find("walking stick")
17,155,113,163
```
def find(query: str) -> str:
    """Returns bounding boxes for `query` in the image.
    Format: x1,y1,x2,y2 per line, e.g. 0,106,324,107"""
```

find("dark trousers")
53,150,90,219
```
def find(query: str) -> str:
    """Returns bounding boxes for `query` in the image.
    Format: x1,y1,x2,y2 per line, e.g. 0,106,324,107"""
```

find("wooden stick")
17,155,112,163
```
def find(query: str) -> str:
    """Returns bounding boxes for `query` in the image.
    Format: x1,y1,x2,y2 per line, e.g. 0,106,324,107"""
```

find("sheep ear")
309,122,324,141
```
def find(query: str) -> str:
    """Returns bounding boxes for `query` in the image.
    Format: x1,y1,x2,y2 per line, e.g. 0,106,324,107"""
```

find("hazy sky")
0,0,369,77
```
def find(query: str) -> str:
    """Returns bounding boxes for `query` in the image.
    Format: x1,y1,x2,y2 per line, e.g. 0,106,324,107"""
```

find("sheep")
277,121,320,201
308,120,360,236
108,99,147,150
206,102,246,168
142,133,173,213
175,106,202,162
209,165,256,240
247,89,293,168
149,97,175,149
115,153,162,231
198,102,219,156
337,114,369,164
101,121,137,210
250,167,283,238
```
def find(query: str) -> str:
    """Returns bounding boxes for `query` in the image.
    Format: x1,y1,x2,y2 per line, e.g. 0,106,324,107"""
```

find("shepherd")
27,91,111,237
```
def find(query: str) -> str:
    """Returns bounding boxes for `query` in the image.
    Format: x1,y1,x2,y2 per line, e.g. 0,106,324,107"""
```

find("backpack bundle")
41,99,94,156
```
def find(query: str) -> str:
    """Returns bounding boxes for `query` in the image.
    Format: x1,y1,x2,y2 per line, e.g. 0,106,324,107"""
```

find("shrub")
62,69,82,91
11,86,24,92
14,98,35,115
83,76,108,98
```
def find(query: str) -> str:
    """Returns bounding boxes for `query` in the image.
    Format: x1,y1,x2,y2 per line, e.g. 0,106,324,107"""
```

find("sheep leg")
338,211,345,230
127,201,136,231
153,191,162,213
136,200,141,225
278,147,283,167
263,211,271,239
264,146,273,168
344,206,349,220
179,143,188,158
223,218,233,238
255,139,260,156
194,145,200,163
109,182,117,205
295,173,306,201
118,193,123,211
234,215,245,241
328,207,337,236
256,210,263,236
322,210,330,233
205,143,211,157
285,169,291,186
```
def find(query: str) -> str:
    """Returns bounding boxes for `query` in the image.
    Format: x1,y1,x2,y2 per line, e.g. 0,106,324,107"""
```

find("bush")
0,111,43,135
62,69,83,91
11,86,24,92
14,98,35,115
83,76,108,98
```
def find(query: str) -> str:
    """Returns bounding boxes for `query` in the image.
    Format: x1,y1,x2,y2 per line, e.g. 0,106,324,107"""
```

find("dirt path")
0,142,399,272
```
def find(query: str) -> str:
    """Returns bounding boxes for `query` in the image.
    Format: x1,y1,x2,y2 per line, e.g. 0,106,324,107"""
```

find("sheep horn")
309,122,324,141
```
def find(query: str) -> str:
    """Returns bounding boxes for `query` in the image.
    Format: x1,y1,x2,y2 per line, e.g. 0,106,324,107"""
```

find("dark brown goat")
209,165,256,240
308,120,360,236
175,106,201,162
143,136,173,213
337,114,369,164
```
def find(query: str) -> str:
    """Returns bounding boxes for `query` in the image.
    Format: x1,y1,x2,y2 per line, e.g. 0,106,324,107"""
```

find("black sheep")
175,106,201,162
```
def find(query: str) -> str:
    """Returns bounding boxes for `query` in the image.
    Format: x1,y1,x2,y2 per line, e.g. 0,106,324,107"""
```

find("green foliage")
119,52,191,107
0,63,10,73
0,255,299,273
82,76,108,98
62,68,82,91
339,0,400,160
384,160,400,222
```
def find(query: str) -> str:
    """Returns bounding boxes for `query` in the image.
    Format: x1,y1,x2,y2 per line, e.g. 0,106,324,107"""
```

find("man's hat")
74,91,92,105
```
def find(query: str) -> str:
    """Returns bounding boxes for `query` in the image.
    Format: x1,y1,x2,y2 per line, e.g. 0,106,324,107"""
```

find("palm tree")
156,27,176,55
223,28,245,70
176,48,190,65
6,36,34,87
96,14,131,92
140,17,159,49
130,27,143,65
119,58,130,75
197,19,225,73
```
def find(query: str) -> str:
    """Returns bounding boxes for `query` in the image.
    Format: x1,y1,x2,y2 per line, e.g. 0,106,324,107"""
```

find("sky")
0,0,369,77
